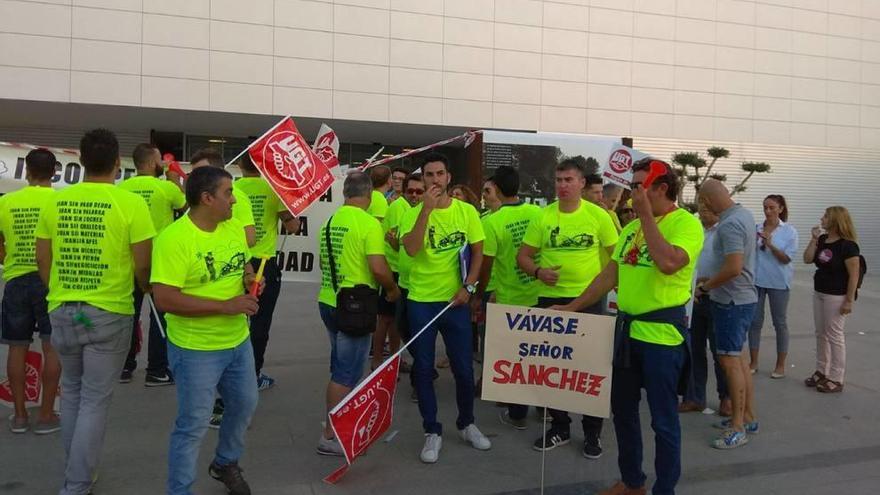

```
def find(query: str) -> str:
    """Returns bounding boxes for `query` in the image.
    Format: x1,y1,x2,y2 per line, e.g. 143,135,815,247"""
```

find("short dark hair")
632,158,678,201
488,166,519,197
421,151,449,172
238,153,258,173
185,166,232,207
555,158,584,177
405,172,423,188
765,194,789,222
391,166,408,176
80,128,119,175
25,148,57,181
369,165,391,188
585,174,603,186
603,183,622,196
132,143,158,169
189,148,224,168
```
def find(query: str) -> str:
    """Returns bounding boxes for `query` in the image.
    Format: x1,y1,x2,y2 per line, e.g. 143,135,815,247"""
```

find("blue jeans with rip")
166,340,258,495
612,338,686,495
408,301,474,435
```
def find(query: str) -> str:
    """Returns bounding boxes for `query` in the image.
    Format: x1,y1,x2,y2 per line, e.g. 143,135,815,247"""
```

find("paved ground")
1,270,879,495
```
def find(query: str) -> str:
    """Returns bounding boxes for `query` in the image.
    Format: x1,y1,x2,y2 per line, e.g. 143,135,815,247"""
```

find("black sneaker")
532,429,570,451
119,369,133,384
145,371,174,387
583,432,603,459
208,461,251,495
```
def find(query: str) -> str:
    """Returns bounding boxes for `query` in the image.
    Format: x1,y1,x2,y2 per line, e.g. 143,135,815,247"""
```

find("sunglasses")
406,188,425,194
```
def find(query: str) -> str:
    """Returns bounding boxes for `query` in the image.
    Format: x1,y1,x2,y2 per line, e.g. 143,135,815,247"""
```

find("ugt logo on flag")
248,117,334,216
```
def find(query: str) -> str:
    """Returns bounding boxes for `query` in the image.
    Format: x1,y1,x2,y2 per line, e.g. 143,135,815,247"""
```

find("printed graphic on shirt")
196,242,247,283
549,226,595,250
614,230,653,267
8,206,41,267
321,223,348,288
818,249,832,263
54,200,113,291
427,225,466,252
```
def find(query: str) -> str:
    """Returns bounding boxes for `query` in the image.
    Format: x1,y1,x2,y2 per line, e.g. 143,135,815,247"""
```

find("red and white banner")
0,350,43,407
602,145,649,190
312,124,340,169
247,117,335,217
324,354,401,484
481,304,615,418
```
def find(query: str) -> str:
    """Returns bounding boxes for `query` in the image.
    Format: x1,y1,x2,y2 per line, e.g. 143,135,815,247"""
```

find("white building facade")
0,0,878,260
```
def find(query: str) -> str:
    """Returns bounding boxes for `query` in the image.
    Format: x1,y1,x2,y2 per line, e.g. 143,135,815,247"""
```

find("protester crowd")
0,128,864,495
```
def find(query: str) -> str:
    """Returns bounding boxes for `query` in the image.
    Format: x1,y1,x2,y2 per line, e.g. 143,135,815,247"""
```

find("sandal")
804,371,826,388
816,380,843,393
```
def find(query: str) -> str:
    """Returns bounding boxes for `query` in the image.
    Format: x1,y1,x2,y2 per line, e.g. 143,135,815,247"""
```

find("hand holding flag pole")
250,256,269,297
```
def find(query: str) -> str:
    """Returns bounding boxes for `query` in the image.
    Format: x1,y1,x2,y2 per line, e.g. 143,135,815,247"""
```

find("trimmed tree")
672,147,771,212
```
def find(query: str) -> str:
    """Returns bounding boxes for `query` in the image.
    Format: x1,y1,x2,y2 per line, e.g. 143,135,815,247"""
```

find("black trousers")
124,285,169,375
249,257,282,376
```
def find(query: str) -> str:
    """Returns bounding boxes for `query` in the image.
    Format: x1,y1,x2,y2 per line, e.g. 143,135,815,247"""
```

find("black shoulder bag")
325,215,378,337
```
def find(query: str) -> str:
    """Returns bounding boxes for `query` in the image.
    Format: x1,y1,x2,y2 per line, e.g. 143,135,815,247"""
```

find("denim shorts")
711,301,757,356
1,272,51,345
319,302,370,388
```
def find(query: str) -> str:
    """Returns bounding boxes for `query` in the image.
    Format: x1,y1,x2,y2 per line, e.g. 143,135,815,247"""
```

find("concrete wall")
1,0,879,150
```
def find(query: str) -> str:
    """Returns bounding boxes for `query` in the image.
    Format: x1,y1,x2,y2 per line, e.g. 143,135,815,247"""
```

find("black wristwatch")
464,283,477,295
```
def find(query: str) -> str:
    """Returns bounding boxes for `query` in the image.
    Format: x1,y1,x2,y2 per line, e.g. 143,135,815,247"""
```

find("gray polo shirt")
709,204,758,305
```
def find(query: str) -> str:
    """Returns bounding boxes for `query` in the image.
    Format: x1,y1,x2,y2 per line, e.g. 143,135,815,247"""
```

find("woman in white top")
748,194,799,378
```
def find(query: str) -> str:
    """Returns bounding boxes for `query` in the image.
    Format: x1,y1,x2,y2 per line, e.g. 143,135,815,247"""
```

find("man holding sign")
516,159,618,459
553,159,704,495
400,152,491,464
151,167,261,495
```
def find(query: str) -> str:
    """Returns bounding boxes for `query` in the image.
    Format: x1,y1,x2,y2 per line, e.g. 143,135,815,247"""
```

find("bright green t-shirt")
35,183,155,314
0,186,55,281
612,208,704,345
522,199,618,298
381,197,410,273
232,188,255,228
234,177,286,258
399,199,485,303
480,212,499,293
117,175,185,233
318,205,385,307
151,215,251,351
483,202,542,307
366,190,388,220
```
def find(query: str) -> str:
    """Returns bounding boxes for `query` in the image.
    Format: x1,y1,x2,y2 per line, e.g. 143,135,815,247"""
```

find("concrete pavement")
1,270,878,494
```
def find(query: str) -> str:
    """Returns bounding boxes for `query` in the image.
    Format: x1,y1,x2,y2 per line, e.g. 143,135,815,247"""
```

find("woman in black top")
802,206,860,393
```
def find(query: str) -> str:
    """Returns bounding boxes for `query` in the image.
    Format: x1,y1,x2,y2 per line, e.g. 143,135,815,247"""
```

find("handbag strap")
324,215,338,292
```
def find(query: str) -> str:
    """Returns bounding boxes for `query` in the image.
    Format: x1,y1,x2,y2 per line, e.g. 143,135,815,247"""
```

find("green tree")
672,147,771,212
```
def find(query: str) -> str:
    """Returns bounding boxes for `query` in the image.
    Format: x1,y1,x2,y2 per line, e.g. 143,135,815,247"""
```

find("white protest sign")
482,303,615,418
0,142,138,193
601,145,649,190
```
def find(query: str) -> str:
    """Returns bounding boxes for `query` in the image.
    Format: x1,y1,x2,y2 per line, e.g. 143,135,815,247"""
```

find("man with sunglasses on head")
516,159,618,459
552,158,704,495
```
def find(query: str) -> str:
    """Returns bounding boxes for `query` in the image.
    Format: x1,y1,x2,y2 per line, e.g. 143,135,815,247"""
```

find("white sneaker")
459,423,492,451
420,433,442,463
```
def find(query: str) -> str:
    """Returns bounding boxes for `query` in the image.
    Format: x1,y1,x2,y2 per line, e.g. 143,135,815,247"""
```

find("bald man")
696,179,758,450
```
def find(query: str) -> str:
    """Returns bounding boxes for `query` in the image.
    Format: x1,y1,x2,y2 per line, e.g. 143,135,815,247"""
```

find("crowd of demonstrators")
1,127,868,494
803,206,861,393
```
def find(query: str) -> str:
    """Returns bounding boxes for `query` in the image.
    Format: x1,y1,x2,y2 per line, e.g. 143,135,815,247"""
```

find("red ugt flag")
324,354,401,484
248,117,334,217
312,123,340,169
0,350,43,406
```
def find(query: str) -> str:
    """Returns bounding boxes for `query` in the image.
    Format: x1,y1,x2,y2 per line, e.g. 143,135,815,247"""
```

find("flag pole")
224,115,294,168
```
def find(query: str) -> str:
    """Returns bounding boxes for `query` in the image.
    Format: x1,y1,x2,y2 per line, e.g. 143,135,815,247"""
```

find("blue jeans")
318,303,371,388
748,287,790,354
408,301,474,434
612,339,685,495
167,340,258,495
712,301,757,356
684,296,727,406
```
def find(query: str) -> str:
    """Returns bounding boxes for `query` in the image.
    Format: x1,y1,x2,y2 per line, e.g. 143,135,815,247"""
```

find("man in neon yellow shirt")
152,166,261,495
1,148,61,435
234,154,301,390
189,148,256,248
400,152,491,464
35,129,155,495
316,171,400,456
118,142,186,386
371,168,411,372
366,164,390,221
553,159,704,495
517,159,618,458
